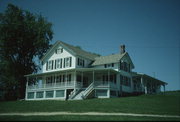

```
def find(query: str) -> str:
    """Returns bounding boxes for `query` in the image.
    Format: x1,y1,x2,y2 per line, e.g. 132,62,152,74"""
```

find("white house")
24,41,167,100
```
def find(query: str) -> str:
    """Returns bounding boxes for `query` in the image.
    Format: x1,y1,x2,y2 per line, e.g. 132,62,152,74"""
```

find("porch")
25,68,119,100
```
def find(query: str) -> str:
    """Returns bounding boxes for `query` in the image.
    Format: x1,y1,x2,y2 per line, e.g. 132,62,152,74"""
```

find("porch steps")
73,89,85,100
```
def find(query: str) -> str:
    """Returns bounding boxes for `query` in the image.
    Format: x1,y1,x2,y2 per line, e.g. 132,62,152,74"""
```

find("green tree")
0,4,53,100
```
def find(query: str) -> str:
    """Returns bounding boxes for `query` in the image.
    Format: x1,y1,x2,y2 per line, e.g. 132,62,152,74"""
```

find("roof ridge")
95,52,126,59
57,40,100,60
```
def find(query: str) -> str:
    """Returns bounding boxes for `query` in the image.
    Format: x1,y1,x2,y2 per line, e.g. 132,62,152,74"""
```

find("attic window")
55,48,63,54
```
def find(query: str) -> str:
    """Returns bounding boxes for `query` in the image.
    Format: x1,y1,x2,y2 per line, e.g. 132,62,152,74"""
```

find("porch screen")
27,92,34,99
96,90,107,96
36,91,44,98
46,91,54,98
56,90,64,97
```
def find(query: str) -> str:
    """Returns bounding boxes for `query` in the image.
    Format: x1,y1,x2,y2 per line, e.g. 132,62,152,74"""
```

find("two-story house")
25,41,167,100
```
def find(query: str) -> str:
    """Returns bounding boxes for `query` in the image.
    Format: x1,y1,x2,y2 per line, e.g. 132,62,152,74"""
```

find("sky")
0,0,180,91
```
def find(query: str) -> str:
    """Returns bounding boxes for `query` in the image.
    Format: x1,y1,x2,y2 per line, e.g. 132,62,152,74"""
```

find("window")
55,58,62,69
64,57,72,68
104,63,114,68
77,58,85,67
36,92,44,98
46,91,54,98
56,90,64,97
47,60,54,70
27,92,34,99
55,48,63,54
119,61,130,72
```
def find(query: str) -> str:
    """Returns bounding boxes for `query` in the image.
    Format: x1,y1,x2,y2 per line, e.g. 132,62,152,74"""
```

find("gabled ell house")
25,41,167,100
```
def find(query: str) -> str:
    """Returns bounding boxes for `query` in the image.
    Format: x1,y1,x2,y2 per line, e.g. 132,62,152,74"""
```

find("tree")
0,4,53,100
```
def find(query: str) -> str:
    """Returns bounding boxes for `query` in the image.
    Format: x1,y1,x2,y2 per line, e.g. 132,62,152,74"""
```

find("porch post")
74,70,77,90
54,74,57,87
25,77,29,100
163,84,166,93
144,79,147,94
93,70,95,85
66,71,67,87
140,76,144,92
81,71,83,87
108,70,110,87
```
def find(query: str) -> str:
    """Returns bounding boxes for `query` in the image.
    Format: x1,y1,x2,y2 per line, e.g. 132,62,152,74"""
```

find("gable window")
55,48,63,54
77,58,85,67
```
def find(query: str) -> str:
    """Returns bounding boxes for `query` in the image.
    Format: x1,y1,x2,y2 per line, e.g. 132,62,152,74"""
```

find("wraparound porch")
25,68,119,100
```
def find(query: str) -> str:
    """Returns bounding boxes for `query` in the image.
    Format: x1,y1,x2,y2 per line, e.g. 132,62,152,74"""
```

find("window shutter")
70,57,72,67
60,59,62,68
46,61,48,70
55,60,57,69
64,58,65,68
52,60,54,70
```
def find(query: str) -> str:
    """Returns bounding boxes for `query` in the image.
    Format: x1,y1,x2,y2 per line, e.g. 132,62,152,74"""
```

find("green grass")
0,115,180,121
0,91,180,121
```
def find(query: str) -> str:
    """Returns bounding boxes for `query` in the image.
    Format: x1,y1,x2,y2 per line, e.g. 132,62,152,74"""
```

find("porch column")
25,77,29,100
108,70,110,87
140,76,144,92
74,70,77,90
54,74,57,87
65,71,67,87
81,71,83,87
145,85,147,94
163,84,166,93
93,70,95,85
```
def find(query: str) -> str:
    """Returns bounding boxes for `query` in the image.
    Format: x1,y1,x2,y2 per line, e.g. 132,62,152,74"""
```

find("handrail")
68,82,83,99
82,82,94,98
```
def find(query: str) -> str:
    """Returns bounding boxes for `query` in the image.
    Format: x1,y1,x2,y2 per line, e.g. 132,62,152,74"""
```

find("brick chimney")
120,45,125,54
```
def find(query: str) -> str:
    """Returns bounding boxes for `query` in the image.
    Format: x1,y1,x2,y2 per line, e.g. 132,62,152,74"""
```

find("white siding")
42,45,76,73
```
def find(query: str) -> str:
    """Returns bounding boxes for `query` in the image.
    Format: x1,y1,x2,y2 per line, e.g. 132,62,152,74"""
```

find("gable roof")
40,40,100,61
92,52,135,68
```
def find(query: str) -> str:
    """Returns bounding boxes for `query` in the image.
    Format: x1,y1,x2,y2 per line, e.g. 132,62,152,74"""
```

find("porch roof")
132,72,167,85
24,68,119,77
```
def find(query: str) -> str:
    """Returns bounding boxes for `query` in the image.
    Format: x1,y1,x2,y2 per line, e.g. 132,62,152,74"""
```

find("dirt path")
0,112,180,118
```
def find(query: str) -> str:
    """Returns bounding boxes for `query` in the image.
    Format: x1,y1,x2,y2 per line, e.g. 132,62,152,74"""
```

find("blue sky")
0,0,180,91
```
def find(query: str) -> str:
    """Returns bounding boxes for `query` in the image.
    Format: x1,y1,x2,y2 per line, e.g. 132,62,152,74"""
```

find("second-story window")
120,61,130,72
55,58,62,69
77,58,85,67
64,57,72,68
46,60,54,70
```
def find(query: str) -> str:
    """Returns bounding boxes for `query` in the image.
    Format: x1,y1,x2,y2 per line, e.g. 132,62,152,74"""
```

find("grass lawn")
0,91,179,121
0,115,180,121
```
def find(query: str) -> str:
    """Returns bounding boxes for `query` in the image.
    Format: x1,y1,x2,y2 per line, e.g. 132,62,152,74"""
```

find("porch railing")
94,81,117,89
27,81,83,90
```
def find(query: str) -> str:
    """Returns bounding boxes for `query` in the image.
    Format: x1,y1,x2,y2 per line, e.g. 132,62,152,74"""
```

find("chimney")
120,45,125,54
